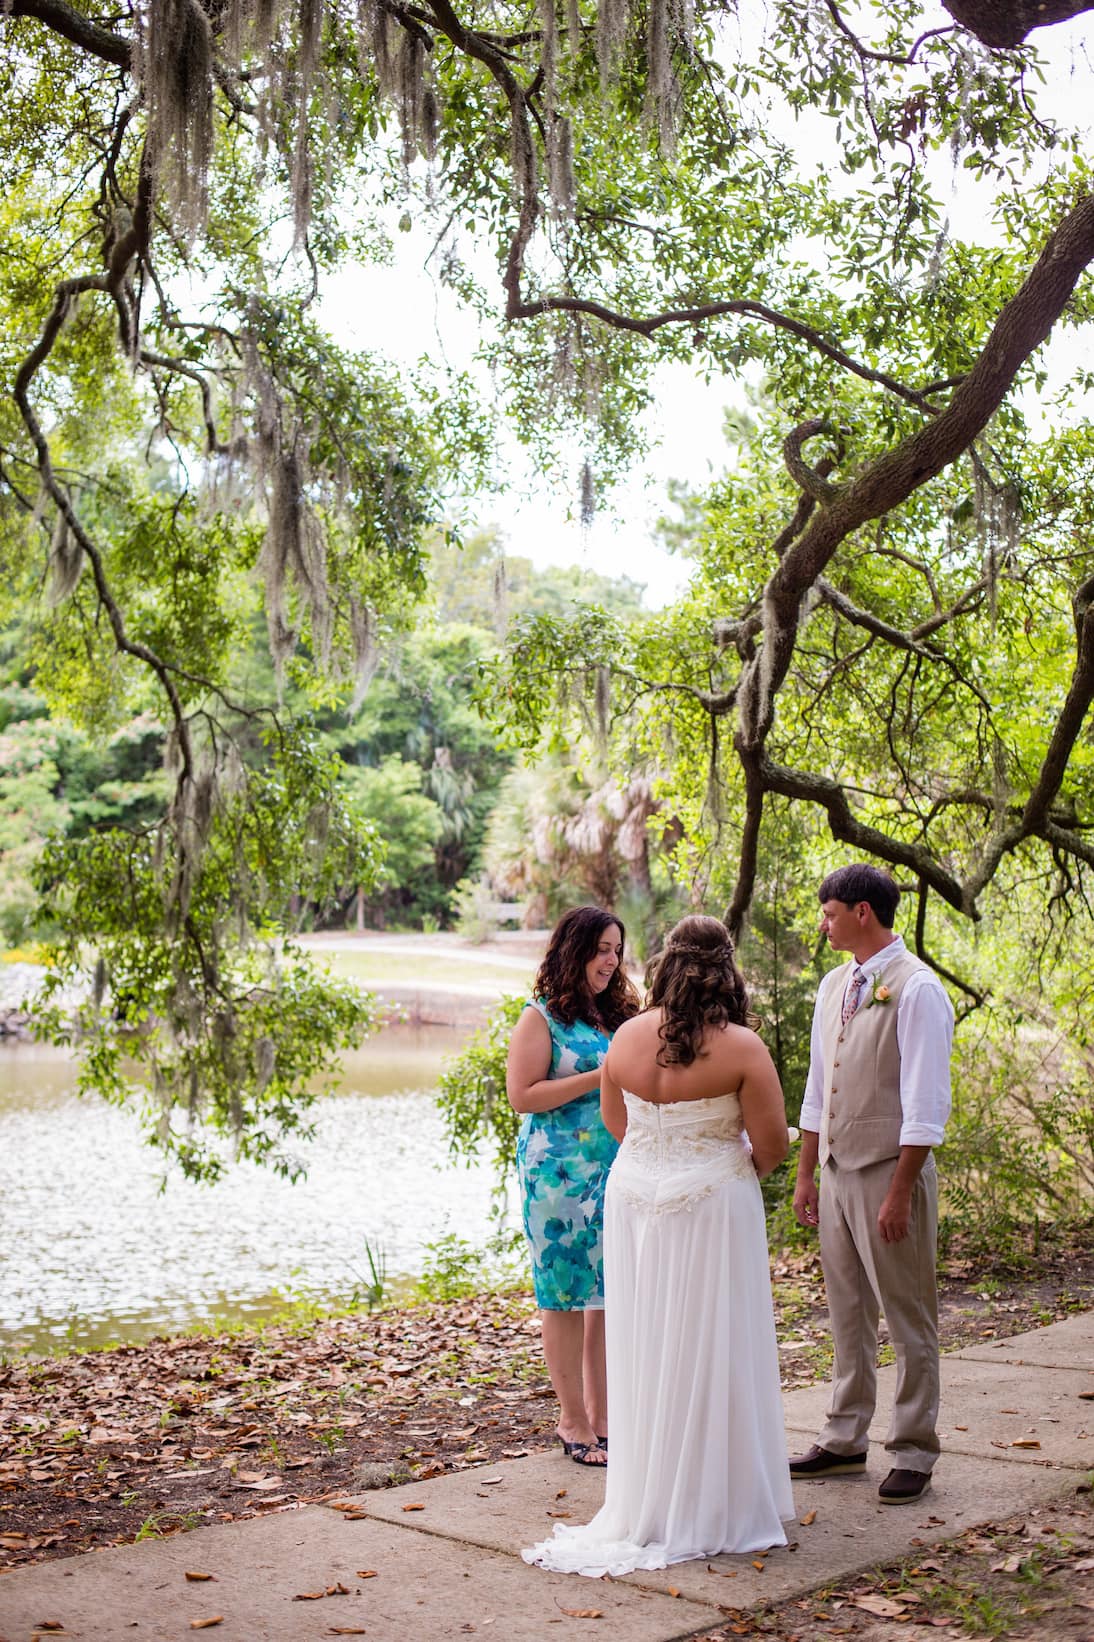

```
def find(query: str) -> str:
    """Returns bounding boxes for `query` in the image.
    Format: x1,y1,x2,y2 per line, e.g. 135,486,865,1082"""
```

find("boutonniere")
865,975,891,1007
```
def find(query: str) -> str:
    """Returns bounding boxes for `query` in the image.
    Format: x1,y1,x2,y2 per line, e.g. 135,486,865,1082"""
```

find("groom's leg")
817,1159,880,1455
861,1159,940,1473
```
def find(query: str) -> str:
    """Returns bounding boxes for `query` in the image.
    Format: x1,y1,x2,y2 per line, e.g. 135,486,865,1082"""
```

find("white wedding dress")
523,1091,794,1577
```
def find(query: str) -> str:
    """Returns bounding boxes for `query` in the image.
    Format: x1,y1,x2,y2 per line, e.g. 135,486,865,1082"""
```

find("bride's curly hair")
648,914,757,1067
534,905,641,1032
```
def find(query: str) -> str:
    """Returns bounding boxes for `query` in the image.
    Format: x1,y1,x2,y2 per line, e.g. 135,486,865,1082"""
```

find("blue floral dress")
515,998,619,1311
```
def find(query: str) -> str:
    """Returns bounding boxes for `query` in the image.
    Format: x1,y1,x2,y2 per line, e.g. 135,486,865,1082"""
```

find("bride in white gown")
523,915,795,1578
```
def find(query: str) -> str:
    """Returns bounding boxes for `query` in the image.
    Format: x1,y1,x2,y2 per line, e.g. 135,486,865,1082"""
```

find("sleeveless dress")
523,1091,794,1575
515,1000,618,1311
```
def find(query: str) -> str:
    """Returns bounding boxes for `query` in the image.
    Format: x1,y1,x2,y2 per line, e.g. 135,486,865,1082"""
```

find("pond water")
0,1028,514,1356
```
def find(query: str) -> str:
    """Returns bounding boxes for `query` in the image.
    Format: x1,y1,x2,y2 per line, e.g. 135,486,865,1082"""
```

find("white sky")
321,6,1094,611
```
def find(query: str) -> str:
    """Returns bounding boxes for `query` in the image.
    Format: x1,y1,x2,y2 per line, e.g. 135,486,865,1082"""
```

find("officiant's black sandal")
558,1437,608,1467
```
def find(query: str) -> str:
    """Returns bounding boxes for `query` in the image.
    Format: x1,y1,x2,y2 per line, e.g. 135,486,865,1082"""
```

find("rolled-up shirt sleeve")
798,970,836,1133
895,972,954,1146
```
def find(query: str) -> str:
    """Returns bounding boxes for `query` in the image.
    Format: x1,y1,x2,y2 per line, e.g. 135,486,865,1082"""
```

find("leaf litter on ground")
0,1228,1091,1642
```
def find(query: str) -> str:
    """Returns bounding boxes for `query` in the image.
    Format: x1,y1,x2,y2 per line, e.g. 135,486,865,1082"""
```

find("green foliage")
341,756,445,916
451,876,502,945
939,1001,1094,1255
347,1238,389,1313
32,726,383,1182
413,1227,525,1301
435,995,526,1182
7,0,1094,1191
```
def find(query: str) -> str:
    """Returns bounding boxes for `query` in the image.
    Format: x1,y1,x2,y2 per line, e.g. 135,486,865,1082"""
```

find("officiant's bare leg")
540,1309,605,1461
581,1307,608,1441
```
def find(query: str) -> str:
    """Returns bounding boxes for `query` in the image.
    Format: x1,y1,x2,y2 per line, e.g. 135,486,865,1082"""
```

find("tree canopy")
3,0,1094,1169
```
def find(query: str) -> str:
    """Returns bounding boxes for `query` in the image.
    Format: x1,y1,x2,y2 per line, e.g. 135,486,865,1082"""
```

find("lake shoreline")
0,1024,505,1356
0,928,550,1037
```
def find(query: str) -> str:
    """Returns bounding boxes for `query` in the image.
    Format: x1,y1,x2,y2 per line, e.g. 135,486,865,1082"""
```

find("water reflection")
0,1027,511,1355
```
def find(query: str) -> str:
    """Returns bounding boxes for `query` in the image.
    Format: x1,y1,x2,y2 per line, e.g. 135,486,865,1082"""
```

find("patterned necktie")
841,967,866,1025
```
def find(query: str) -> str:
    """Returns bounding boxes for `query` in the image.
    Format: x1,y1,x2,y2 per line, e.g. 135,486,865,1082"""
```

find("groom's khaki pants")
817,1154,940,1474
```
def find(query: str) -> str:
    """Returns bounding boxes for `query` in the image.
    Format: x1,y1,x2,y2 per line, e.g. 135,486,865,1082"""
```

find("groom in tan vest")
790,864,953,1505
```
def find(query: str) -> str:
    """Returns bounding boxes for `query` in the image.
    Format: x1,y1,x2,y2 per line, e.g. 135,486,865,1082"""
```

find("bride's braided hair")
648,914,757,1067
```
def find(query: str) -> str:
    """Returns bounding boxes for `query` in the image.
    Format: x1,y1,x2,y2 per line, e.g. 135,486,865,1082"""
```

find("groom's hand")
877,1188,911,1243
793,1174,820,1229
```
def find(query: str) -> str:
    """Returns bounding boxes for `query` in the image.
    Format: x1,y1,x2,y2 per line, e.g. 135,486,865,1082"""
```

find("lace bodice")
609,1091,757,1215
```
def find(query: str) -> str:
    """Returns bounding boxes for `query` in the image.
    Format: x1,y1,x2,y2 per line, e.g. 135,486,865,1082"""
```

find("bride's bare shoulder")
707,1020,770,1059
614,1007,659,1035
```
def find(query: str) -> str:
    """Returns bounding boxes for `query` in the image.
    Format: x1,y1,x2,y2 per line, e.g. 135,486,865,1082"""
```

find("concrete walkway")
1,1313,1091,1642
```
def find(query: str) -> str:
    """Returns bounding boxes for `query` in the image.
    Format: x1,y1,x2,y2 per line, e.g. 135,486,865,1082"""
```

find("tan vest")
819,949,928,1169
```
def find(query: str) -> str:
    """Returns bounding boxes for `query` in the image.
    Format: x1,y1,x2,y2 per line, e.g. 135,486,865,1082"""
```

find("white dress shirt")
799,936,953,1147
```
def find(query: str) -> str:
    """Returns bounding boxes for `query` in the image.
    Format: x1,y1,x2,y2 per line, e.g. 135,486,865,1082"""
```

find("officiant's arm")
600,1057,627,1141
506,1008,604,1114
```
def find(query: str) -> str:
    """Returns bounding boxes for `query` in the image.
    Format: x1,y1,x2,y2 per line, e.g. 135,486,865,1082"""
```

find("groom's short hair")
818,864,900,929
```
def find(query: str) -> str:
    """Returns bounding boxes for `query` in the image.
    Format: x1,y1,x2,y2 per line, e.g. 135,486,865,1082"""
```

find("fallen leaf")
851,1595,905,1618
401,1502,425,1512
706,1564,737,1578
189,1621,224,1631
355,1569,379,1578
328,1630,368,1637
1079,1390,1094,1402
751,1559,766,1572
547,1510,573,1519
953,1424,969,1431
478,1477,504,1486
184,1572,218,1582
1011,1439,1041,1449
560,1610,602,1619
799,1509,817,1526
295,1591,326,1601
991,1554,1024,1573
555,1489,568,1499
339,1511,369,1521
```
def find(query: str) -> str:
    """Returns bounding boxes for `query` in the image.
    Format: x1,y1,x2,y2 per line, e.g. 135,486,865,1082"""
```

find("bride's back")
607,1009,757,1106
599,917,789,1179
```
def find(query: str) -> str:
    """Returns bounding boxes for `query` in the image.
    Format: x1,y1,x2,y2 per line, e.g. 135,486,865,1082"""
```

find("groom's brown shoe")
788,1444,867,1477
878,1468,930,1504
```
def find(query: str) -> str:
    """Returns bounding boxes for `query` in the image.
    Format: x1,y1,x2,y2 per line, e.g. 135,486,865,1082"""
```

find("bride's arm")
600,1054,628,1142
737,1035,790,1179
